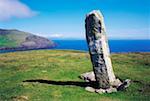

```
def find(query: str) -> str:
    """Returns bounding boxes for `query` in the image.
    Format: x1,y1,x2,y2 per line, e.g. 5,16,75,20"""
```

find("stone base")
80,72,131,94
85,86,117,94
80,71,96,82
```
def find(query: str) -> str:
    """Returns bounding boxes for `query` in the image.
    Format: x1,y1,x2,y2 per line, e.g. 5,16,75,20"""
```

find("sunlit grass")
0,50,149,101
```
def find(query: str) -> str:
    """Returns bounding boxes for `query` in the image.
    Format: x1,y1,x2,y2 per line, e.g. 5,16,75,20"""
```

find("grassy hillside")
0,50,149,101
0,34,17,47
0,29,29,47
0,29,55,49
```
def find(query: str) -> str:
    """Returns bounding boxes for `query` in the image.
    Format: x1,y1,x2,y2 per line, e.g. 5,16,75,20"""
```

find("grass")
0,35,17,47
0,31,29,47
0,50,150,101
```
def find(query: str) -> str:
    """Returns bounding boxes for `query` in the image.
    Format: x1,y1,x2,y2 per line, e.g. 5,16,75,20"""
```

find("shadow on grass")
23,79,97,88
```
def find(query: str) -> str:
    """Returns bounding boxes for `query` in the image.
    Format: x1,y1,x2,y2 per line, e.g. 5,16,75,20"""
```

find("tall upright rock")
85,10,116,89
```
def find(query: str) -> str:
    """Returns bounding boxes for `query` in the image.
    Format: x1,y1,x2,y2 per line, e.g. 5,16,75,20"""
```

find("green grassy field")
0,50,149,101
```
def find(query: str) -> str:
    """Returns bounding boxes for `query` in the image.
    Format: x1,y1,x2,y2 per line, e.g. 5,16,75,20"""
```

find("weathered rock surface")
80,71,96,82
81,72,131,93
85,86,95,93
80,72,122,87
21,35,54,49
83,10,130,93
85,10,116,89
117,79,131,91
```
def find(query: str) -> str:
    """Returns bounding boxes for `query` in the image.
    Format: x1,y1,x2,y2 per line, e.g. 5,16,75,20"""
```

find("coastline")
0,39,150,54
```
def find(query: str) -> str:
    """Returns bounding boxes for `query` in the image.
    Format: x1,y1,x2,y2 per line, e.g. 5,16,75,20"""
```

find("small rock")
106,87,117,93
117,79,131,91
85,86,95,92
80,71,96,82
95,89,106,94
111,79,122,87
124,79,131,88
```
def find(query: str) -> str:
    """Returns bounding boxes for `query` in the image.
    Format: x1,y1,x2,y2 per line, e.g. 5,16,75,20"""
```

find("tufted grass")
0,50,150,101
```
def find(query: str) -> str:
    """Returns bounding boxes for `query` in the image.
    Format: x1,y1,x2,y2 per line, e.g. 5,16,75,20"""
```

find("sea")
53,39,150,53
0,40,150,53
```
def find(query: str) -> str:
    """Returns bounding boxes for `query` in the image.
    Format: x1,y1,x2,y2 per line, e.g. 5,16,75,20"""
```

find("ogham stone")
82,10,130,93
85,10,116,89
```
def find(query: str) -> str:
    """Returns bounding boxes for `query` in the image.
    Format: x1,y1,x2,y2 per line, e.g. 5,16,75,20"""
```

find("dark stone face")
85,14,102,39
85,13,110,89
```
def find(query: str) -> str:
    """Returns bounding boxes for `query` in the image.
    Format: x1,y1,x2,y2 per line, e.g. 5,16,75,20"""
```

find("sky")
0,0,149,39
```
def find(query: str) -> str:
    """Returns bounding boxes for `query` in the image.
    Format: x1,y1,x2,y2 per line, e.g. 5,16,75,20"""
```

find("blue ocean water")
0,40,150,53
53,40,150,53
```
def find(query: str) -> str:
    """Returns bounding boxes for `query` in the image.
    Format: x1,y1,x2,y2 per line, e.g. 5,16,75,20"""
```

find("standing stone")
85,10,116,89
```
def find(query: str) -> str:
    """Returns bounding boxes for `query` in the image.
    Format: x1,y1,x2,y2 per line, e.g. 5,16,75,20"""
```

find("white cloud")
48,34,64,38
0,0,36,21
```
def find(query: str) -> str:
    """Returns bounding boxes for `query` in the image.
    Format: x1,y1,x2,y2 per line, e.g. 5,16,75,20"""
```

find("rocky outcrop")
21,35,55,49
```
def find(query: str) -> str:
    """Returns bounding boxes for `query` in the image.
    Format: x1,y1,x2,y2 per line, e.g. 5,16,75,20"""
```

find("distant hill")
0,29,56,50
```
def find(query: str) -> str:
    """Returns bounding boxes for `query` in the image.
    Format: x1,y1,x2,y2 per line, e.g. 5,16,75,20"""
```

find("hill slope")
0,50,149,101
0,29,55,50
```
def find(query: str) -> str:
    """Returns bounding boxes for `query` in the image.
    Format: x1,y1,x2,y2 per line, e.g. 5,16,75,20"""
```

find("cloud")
0,0,36,21
48,34,64,38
